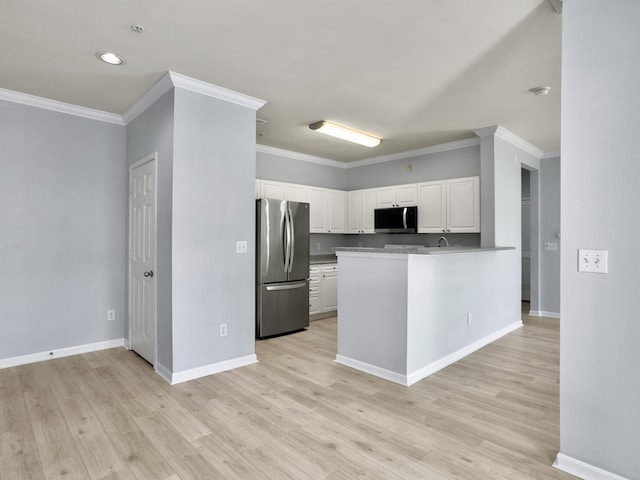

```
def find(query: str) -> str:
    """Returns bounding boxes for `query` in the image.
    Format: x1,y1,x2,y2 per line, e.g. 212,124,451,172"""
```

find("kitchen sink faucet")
437,236,449,247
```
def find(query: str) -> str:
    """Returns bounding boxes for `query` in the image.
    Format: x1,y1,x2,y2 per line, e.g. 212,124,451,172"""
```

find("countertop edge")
334,246,515,256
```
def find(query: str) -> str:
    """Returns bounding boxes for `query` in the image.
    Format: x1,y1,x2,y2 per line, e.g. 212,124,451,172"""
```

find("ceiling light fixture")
309,121,381,147
96,51,124,65
531,86,551,96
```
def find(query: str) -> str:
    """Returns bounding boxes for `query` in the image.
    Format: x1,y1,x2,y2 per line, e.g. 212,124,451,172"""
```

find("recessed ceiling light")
96,51,124,65
309,121,381,147
531,86,551,96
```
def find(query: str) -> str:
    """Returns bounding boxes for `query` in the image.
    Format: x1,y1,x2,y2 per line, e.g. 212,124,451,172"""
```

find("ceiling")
0,0,561,162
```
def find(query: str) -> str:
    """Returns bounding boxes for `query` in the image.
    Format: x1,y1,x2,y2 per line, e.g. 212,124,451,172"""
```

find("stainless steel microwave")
374,206,418,233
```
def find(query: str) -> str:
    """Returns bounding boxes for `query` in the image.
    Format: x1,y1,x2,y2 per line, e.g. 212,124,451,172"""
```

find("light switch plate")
544,242,558,251
236,241,248,254
578,249,608,273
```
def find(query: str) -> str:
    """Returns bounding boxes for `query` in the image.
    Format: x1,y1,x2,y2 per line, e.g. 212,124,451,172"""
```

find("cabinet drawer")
309,274,320,285
309,295,320,315
321,264,338,273
309,284,320,295
309,265,321,275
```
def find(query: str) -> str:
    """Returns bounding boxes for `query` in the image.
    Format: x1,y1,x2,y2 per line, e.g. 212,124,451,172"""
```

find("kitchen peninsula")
334,246,520,386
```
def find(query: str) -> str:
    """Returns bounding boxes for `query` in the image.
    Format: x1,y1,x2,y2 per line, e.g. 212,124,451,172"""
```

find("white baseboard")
554,453,630,480
166,354,258,385
335,355,409,386
155,362,172,384
406,320,523,386
336,320,523,387
529,310,561,319
0,339,125,369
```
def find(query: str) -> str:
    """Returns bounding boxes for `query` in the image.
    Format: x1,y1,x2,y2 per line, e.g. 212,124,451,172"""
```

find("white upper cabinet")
284,183,309,203
308,186,327,233
325,189,346,233
447,176,480,233
348,189,376,234
375,184,417,208
260,180,284,200
417,176,480,233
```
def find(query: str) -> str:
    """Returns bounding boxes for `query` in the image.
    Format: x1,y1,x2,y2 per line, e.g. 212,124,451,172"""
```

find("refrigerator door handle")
403,207,408,230
283,203,290,273
266,281,307,291
288,204,295,273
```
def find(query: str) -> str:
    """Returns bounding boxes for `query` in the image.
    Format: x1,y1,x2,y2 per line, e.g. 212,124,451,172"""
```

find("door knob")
144,270,154,278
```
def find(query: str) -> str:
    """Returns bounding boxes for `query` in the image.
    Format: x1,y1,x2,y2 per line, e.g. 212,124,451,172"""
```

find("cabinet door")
261,180,284,200
320,265,338,312
396,184,417,206
447,176,480,233
308,187,326,233
417,181,446,233
362,189,377,233
326,189,346,233
284,183,309,203
347,190,363,234
375,187,397,208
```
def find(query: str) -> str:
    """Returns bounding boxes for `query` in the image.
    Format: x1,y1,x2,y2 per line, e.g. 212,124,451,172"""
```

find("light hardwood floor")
0,310,577,479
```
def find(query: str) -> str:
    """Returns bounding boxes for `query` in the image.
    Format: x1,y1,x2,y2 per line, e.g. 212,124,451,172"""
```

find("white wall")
539,156,560,315
560,1,640,478
0,100,126,359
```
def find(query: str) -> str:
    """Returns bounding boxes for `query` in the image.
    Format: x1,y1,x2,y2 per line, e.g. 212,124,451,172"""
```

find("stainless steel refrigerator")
256,198,310,338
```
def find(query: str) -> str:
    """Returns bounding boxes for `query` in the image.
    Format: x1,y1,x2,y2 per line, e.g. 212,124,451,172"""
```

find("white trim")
473,125,544,159
155,362,173,384
121,73,174,124
346,137,481,168
256,144,346,169
335,355,409,386
0,87,124,125
0,339,125,370
406,320,523,386
336,320,522,387
542,150,561,159
553,453,629,480
169,72,266,111
529,310,561,319
167,354,258,385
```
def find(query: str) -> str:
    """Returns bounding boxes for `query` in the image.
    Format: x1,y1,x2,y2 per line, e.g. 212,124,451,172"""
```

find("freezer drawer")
256,280,310,338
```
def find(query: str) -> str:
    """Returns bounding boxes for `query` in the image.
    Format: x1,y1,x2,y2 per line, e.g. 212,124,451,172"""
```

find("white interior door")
129,154,157,365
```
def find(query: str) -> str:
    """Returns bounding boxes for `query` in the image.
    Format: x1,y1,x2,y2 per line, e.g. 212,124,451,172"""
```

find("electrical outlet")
316,242,321,251
235,241,247,254
219,323,227,337
467,313,472,325
578,249,608,273
107,309,116,321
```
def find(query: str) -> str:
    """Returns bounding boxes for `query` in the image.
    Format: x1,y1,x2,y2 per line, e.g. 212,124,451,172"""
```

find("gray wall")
126,89,175,371
171,88,256,372
539,156,560,315
560,1,640,478
346,145,480,190
256,150,346,190
0,100,126,359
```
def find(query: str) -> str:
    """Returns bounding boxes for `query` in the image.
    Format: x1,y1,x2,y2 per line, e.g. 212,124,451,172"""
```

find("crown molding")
542,150,560,159
121,73,174,124
345,137,480,169
0,87,124,125
123,71,267,124
169,72,266,111
256,144,347,168
473,125,544,159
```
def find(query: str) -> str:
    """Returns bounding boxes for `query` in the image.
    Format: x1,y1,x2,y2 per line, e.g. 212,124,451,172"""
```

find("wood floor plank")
0,313,577,479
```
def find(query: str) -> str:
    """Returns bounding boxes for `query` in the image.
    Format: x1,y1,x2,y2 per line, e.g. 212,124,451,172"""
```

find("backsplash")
310,233,481,253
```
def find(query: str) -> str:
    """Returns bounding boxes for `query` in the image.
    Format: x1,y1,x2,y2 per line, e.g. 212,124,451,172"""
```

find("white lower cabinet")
320,264,338,312
309,263,338,316
309,265,321,315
